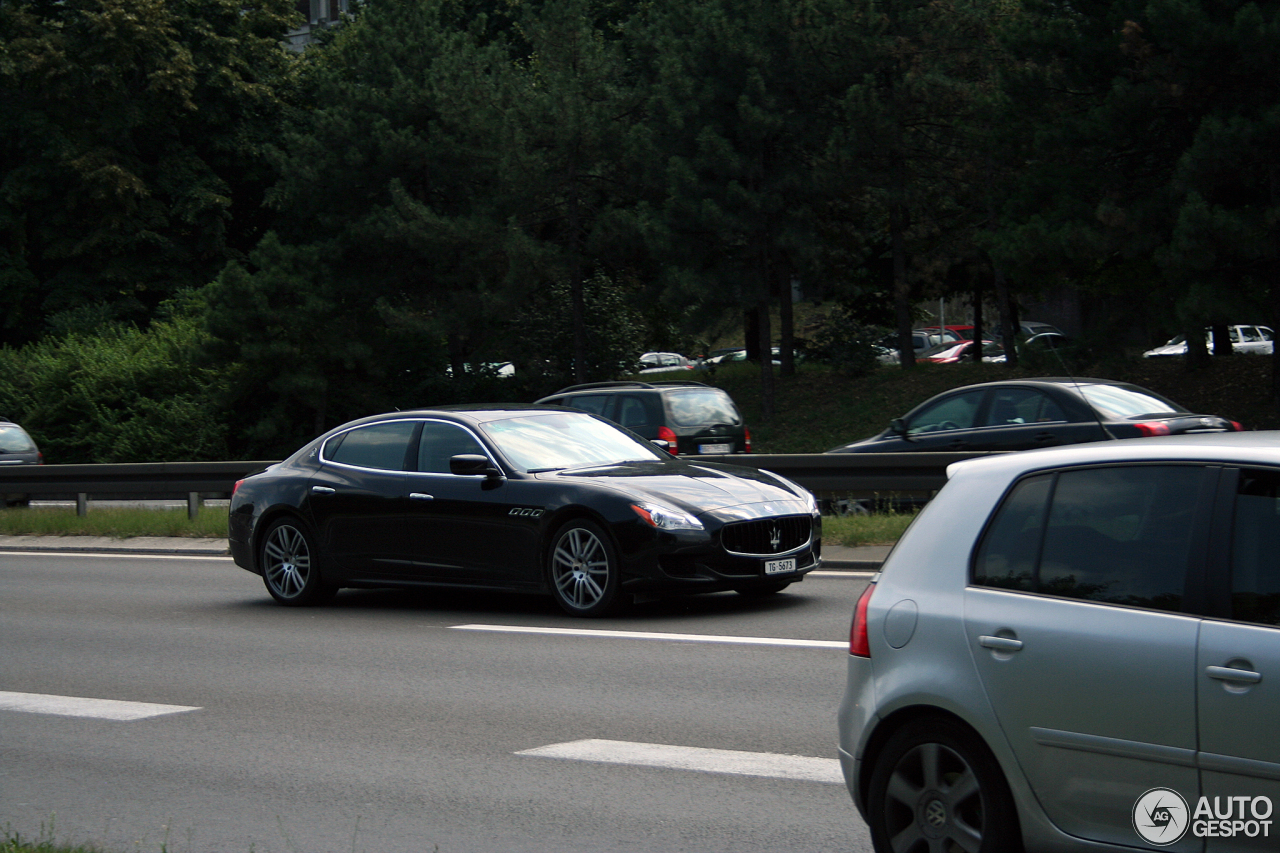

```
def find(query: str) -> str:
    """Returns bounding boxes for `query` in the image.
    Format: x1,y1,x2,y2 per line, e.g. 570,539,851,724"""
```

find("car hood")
546,460,812,520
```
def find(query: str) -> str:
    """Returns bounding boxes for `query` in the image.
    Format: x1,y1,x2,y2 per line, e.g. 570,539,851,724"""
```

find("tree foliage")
0,0,300,344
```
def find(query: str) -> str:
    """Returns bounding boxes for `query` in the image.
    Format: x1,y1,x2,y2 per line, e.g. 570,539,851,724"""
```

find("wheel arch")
860,704,1026,852
249,505,316,573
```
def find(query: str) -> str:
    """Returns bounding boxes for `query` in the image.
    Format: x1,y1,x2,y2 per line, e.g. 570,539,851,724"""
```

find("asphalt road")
2,551,875,853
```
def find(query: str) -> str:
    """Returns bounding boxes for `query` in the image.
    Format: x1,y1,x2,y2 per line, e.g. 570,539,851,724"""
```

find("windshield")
1078,384,1187,419
480,412,667,472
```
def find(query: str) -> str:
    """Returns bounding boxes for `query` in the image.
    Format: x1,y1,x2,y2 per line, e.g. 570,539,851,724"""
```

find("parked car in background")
0,418,43,507
876,329,964,365
1144,324,1274,357
637,352,696,373
826,377,1240,453
536,380,751,455
839,432,1280,851
229,406,816,615
916,339,1006,364
920,324,975,340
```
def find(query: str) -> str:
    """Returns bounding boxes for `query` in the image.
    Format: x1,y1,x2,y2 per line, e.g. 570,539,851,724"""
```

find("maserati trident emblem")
769,525,782,551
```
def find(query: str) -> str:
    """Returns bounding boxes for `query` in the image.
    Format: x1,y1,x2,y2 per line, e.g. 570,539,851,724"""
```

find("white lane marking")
0,551,229,561
452,624,846,649
812,570,875,577
0,691,201,721
518,739,844,785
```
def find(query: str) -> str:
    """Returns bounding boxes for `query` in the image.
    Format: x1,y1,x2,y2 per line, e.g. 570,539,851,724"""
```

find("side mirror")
890,418,912,440
650,439,672,452
449,454,503,478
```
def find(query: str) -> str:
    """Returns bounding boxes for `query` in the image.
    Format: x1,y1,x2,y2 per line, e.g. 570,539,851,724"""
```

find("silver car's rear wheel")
260,519,335,606
867,718,1021,853
548,520,621,617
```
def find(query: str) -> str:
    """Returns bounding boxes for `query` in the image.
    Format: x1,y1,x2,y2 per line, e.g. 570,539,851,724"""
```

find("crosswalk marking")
452,624,846,649
0,691,201,721
518,738,844,784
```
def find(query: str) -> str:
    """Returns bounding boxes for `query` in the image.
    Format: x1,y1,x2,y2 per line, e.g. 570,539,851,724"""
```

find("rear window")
1077,384,1186,418
663,388,742,428
0,425,37,453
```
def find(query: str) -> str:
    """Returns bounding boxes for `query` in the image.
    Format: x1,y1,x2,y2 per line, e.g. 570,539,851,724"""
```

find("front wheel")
548,519,622,617
259,518,336,606
866,717,1022,853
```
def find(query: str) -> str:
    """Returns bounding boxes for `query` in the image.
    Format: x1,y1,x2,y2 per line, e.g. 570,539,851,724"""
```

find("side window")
1229,469,1280,626
973,474,1053,591
416,422,486,475
616,396,652,430
983,390,1066,427
325,421,417,471
907,389,984,434
562,395,610,417
974,465,1207,613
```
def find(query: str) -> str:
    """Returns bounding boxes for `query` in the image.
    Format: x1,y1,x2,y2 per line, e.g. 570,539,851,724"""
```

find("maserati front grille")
720,515,811,556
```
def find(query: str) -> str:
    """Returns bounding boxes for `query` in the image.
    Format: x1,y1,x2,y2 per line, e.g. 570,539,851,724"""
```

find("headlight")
631,502,705,532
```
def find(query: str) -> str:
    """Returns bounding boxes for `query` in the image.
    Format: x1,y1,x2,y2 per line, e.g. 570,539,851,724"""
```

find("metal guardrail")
0,453,990,517
0,461,277,518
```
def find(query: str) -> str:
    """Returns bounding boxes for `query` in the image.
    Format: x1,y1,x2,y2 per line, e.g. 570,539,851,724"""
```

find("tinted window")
1230,469,1280,625
983,389,1067,427
561,395,611,416
974,465,1205,613
615,396,654,430
907,389,984,434
417,422,486,475
325,421,417,471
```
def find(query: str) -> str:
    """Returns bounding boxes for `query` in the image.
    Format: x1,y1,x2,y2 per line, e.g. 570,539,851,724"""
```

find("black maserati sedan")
229,406,821,616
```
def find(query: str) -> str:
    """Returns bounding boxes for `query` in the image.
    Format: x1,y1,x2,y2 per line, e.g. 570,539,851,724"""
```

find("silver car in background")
839,432,1280,852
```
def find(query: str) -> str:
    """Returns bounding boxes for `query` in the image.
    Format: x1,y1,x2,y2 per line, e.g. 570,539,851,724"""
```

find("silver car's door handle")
979,635,1024,652
1206,665,1262,685
409,493,434,501
311,486,336,494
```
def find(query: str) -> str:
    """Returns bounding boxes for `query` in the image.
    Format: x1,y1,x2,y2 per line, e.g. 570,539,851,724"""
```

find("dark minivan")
536,381,751,456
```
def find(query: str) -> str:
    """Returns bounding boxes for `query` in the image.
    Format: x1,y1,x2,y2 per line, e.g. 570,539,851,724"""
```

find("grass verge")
0,505,227,539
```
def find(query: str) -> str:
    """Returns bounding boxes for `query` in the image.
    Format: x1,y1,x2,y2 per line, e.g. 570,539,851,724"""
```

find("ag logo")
1133,787,1190,846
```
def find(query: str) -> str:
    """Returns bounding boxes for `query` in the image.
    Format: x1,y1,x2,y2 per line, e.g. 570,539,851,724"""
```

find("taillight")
232,479,244,496
1134,422,1172,436
850,583,875,657
658,426,678,454
1231,421,1244,431
744,428,752,453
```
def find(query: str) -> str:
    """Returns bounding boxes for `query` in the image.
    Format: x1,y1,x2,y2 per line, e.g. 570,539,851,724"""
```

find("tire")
866,717,1022,853
735,581,791,596
259,518,336,606
548,519,622,617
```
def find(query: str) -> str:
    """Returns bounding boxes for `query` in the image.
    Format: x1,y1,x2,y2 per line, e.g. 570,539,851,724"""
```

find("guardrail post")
187,492,201,521
76,493,88,517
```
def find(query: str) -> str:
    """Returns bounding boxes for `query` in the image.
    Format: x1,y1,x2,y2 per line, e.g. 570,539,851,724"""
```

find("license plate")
699,443,731,454
764,557,797,576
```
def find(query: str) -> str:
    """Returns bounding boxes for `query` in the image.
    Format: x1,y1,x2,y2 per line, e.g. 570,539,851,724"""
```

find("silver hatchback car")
839,432,1280,852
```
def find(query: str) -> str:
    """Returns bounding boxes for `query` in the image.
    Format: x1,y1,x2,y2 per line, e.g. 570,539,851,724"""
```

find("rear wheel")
866,717,1021,853
260,518,336,606
548,519,622,617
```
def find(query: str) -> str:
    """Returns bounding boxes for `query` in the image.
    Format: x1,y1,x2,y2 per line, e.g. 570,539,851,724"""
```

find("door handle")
1206,665,1262,685
409,493,434,501
979,635,1024,652
311,486,336,494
